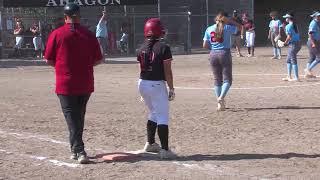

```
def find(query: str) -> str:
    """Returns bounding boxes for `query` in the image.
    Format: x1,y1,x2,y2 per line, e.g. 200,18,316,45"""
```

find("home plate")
96,150,158,161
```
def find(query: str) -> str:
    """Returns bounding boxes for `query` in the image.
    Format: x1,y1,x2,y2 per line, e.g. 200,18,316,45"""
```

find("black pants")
58,94,90,153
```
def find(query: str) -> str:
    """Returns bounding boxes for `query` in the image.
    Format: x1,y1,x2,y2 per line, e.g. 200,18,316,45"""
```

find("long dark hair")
288,13,298,33
215,11,228,40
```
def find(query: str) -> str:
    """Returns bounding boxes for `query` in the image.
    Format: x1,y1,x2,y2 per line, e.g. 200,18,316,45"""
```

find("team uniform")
269,19,283,59
96,14,108,58
30,24,44,58
232,12,243,57
305,13,320,76
203,22,237,111
45,3,102,164
138,18,176,159
243,18,255,56
13,21,24,57
283,18,301,81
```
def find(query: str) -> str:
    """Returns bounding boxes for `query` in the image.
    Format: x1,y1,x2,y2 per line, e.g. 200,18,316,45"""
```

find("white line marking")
0,149,80,168
176,82,320,90
0,130,68,146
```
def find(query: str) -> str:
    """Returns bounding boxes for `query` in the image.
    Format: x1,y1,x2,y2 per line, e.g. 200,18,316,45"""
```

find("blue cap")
283,14,293,18
311,11,320,17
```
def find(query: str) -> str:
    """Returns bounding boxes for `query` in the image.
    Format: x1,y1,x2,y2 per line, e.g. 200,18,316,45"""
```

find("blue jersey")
269,19,282,34
285,22,300,43
203,24,237,50
308,19,320,41
96,20,108,38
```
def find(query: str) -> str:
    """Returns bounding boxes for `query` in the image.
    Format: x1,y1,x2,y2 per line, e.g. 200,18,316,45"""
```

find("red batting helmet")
144,18,165,38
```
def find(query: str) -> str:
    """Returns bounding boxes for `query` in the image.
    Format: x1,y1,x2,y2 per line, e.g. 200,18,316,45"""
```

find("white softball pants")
33,37,44,50
246,31,255,47
138,79,169,125
15,37,23,49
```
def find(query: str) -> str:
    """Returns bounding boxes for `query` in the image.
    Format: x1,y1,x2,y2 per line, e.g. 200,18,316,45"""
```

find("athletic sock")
214,86,222,98
287,63,292,77
292,64,299,79
157,125,169,150
309,60,320,70
273,47,277,57
306,63,310,69
277,48,281,57
147,120,157,144
220,82,231,99
251,46,255,56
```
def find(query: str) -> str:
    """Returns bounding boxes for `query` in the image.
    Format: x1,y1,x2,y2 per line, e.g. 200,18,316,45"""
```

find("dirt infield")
1,47,320,179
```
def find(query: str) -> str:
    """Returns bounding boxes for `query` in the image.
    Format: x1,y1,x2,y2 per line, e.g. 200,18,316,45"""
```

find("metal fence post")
187,10,191,54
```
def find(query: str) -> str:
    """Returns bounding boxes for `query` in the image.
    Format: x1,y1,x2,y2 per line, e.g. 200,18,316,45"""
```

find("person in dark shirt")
232,10,244,57
44,3,102,164
30,22,43,58
13,18,24,57
242,13,256,57
137,18,176,159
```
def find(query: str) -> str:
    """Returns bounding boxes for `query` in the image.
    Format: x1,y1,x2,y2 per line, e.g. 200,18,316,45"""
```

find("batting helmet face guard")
64,3,80,17
144,18,165,38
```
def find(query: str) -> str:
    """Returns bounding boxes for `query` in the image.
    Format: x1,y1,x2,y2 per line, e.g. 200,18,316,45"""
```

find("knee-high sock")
292,64,299,79
158,125,169,150
306,63,310,69
219,82,231,99
309,60,320,70
273,48,277,57
214,86,222,98
147,120,157,144
276,48,281,57
287,63,292,77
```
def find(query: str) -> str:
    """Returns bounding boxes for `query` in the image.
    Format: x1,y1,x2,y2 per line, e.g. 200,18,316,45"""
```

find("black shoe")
77,151,89,164
70,152,78,160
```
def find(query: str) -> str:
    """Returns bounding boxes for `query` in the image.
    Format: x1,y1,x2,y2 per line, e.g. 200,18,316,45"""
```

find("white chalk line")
0,130,68,146
0,149,80,168
176,82,320,90
0,129,255,177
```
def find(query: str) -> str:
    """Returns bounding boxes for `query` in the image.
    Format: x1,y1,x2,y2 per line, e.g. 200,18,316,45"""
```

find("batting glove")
168,89,175,101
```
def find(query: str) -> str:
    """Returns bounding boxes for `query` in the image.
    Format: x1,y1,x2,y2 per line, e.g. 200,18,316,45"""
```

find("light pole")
187,10,191,54
157,0,161,18
206,0,209,27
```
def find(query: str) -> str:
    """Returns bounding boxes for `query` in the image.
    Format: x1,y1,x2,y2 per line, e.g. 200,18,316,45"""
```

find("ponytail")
215,12,227,39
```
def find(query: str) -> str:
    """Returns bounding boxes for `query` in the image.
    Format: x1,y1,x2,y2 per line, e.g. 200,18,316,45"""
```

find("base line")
176,82,320,90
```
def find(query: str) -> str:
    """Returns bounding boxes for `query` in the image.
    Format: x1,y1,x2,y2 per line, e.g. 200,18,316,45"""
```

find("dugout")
254,0,320,45
0,0,158,59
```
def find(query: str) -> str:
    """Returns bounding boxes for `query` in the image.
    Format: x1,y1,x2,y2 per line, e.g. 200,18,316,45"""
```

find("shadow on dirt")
178,153,320,161
104,60,138,65
88,152,320,163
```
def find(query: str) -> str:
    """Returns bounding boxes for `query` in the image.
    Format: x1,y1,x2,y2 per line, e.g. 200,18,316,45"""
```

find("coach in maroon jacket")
44,3,102,164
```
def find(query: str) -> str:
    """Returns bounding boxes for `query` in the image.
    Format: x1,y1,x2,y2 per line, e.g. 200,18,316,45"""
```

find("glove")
277,40,285,48
168,89,175,101
274,35,281,42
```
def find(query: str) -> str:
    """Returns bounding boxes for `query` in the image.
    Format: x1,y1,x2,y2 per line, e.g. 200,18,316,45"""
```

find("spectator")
96,11,108,60
13,18,24,57
30,22,44,58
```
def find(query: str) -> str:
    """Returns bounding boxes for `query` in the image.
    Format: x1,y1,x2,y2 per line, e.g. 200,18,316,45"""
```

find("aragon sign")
3,0,157,7
47,0,121,6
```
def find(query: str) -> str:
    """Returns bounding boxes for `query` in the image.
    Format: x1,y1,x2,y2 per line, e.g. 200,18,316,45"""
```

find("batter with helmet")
137,18,176,159
44,3,103,164
203,11,242,111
